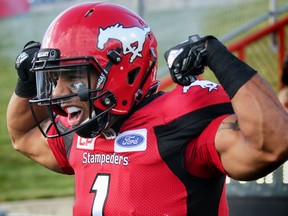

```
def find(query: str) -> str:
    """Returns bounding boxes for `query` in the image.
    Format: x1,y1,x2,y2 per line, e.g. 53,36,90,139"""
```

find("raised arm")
165,35,288,181
6,42,64,173
215,74,288,180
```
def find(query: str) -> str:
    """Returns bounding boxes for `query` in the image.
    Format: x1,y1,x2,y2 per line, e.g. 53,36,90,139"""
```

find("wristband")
206,36,257,98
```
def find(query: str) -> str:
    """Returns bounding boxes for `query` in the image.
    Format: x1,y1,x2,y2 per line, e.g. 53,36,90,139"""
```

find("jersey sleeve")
47,123,74,175
184,114,229,178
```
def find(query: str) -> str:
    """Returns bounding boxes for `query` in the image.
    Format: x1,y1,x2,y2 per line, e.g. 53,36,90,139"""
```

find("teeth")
67,106,81,114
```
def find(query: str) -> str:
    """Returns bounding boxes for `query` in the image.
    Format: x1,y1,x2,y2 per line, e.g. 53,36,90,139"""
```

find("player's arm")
6,42,64,173
215,75,288,181
165,35,288,181
203,37,288,181
7,94,64,173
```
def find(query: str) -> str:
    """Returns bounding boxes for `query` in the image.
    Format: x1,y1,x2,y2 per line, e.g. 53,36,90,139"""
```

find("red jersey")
48,80,234,215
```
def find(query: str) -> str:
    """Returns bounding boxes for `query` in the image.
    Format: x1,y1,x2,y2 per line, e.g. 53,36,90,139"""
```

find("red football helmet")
29,2,159,138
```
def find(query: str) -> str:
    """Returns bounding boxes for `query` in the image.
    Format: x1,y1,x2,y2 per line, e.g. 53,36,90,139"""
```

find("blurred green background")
0,0,287,201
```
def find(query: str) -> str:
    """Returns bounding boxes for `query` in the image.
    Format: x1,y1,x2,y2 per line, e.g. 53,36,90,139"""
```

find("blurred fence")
156,0,288,93
159,14,288,92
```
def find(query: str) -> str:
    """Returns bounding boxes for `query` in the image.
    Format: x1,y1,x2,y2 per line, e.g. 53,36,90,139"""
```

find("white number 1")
90,174,110,216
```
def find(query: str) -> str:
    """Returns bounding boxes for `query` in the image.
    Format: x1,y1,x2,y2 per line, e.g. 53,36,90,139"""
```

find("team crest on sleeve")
183,80,219,93
114,129,147,153
97,23,151,63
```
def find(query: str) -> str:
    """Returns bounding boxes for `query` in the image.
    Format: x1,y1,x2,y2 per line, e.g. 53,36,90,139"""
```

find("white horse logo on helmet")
97,23,151,63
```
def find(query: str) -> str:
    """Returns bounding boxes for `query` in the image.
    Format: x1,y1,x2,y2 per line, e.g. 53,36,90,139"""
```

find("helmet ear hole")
127,67,140,85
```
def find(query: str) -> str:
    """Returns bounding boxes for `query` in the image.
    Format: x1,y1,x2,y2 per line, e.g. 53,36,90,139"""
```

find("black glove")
164,34,207,86
15,41,41,98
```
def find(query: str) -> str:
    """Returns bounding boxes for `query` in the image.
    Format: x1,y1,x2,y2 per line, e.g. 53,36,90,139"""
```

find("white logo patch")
183,80,219,93
76,136,96,150
114,129,147,153
97,23,151,63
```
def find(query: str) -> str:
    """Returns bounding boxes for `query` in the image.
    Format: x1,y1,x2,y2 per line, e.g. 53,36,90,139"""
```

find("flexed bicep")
215,111,286,181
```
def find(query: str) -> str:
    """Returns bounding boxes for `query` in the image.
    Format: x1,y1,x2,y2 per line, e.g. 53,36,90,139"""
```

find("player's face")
51,68,98,128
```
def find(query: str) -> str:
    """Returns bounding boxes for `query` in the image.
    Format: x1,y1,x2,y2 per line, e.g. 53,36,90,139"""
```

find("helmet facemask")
29,49,117,138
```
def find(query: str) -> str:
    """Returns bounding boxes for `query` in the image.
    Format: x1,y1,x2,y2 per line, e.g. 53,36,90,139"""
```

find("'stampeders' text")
82,152,129,166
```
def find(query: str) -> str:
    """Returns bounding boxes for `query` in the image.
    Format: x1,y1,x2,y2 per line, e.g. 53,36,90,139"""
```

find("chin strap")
134,47,158,103
102,128,117,139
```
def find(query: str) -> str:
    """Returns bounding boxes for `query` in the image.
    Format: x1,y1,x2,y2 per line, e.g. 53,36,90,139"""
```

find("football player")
7,2,288,215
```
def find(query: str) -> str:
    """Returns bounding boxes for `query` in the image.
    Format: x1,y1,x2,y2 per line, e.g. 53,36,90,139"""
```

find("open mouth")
66,106,84,127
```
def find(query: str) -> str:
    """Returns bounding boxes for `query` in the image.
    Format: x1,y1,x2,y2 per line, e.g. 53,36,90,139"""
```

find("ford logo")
116,134,144,147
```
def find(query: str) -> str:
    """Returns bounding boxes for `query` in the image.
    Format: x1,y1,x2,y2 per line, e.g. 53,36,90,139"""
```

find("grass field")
0,0,287,201
0,2,78,201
